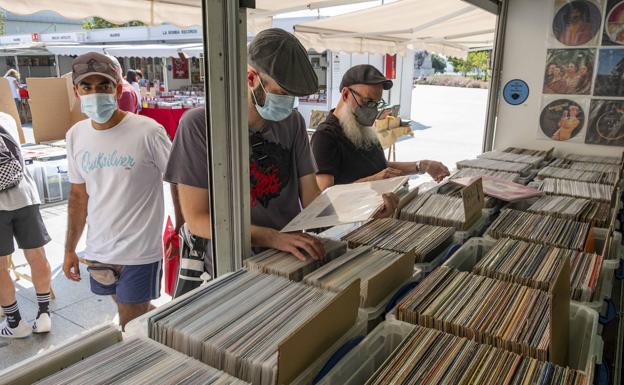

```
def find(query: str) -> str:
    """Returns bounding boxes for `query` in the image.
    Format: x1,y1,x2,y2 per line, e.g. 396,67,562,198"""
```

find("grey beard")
336,109,380,150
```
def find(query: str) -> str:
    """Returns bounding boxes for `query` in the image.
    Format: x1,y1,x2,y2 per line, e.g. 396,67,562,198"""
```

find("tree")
0,10,5,36
467,50,490,80
83,17,145,29
431,53,447,74
448,56,469,76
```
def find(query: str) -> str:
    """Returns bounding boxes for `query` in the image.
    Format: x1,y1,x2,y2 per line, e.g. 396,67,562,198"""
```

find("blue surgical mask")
251,80,295,122
80,93,117,124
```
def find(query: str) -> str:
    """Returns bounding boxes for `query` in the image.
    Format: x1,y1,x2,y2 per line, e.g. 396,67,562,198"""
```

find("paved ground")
0,85,488,371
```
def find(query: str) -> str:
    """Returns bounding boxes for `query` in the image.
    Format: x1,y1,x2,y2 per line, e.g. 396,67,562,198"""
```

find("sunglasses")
72,61,116,76
348,88,387,109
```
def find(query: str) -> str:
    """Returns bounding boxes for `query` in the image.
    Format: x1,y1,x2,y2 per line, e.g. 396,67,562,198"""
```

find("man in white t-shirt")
63,52,171,330
0,112,53,338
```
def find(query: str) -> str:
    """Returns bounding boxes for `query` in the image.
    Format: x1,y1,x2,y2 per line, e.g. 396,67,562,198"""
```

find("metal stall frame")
201,0,253,276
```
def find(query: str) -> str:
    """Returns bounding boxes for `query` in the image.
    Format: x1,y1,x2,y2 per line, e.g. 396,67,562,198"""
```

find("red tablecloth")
139,107,190,140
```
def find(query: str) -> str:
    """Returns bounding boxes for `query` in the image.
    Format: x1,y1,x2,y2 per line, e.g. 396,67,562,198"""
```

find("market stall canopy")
46,44,120,56
105,43,203,57
293,0,497,56
0,0,375,29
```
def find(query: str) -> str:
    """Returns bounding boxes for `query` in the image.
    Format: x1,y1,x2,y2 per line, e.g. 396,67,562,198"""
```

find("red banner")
172,57,189,79
385,54,397,79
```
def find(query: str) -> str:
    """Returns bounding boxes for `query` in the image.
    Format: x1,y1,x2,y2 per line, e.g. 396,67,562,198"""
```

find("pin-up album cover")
540,99,586,141
553,0,603,46
543,49,595,94
586,99,624,145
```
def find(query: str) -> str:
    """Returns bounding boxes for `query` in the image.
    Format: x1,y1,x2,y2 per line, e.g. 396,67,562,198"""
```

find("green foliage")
431,53,447,74
448,51,491,80
0,11,5,36
83,17,145,29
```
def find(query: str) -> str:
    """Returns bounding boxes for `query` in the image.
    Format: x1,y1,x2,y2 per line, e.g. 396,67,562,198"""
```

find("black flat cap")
340,64,393,91
248,28,318,97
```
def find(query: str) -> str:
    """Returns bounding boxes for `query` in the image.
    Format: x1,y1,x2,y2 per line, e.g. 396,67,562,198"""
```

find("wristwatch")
415,161,425,174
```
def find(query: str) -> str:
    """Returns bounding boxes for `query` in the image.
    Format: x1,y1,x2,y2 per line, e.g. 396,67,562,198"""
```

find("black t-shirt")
311,110,387,185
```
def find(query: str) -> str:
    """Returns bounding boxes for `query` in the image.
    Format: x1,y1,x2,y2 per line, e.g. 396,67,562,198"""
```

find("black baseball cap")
340,64,393,91
248,28,318,97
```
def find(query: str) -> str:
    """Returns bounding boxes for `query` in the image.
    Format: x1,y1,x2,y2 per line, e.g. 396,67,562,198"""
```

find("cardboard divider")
363,252,414,308
0,78,25,143
549,254,570,367
461,177,485,230
277,280,360,385
26,77,85,143
584,227,596,254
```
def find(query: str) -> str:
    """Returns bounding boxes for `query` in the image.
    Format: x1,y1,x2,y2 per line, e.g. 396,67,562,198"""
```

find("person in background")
0,112,52,338
3,69,23,111
164,29,397,296
63,52,171,330
106,56,138,114
126,69,142,112
135,69,144,86
312,64,450,191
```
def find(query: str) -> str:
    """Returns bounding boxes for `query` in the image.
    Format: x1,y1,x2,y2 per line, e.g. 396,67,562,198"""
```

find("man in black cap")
312,64,450,191
165,29,396,293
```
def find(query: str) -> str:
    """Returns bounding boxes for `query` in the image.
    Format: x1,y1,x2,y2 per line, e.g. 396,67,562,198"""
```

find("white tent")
0,0,374,28
105,43,203,57
294,0,497,56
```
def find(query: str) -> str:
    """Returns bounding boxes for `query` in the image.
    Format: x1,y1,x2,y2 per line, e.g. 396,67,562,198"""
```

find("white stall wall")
164,57,191,91
493,0,623,157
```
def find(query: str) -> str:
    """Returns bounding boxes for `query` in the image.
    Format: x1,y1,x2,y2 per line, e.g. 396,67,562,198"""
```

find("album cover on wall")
594,48,624,95
539,98,587,141
586,99,624,145
602,0,624,45
553,0,603,46
543,49,595,94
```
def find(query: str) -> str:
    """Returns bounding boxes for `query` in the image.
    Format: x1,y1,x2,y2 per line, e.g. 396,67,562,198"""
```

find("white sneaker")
32,313,51,334
0,319,32,339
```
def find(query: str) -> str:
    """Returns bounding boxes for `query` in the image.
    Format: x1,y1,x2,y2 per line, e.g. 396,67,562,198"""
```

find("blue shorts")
90,260,162,305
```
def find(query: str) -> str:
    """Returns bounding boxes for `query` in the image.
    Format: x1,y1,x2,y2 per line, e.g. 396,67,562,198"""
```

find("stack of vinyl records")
474,238,603,302
366,325,587,385
450,167,521,182
504,147,552,158
34,337,250,385
526,195,611,227
537,166,617,185
478,150,545,165
457,158,533,174
244,238,346,281
148,270,338,385
396,266,551,360
341,218,455,263
564,153,622,165
398,193,471,230
487,209,591,251
303,246,407,307
538,178,614,202
550,158,621,174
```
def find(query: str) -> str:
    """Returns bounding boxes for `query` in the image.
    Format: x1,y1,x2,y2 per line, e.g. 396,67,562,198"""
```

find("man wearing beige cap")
63,52,171,329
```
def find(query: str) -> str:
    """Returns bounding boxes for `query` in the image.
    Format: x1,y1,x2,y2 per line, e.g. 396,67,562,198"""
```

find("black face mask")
353,105,379,126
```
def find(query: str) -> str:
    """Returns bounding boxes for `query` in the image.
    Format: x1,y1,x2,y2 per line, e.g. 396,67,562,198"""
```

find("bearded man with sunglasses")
63,53,172,329
312,65,450,191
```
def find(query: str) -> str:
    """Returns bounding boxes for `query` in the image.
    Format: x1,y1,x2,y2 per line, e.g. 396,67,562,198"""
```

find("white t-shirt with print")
66,113,171,265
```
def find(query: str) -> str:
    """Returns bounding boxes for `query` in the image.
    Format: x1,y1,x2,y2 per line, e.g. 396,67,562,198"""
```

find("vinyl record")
543,49,595,95
553,0,602,46
586,99,624,145
605,0,624,44
540,99,585,141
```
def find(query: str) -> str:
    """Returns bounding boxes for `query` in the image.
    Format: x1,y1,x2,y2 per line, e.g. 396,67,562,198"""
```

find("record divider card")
362,251,414,308
549,255,570,367
461,177,485,230
276,279,360,385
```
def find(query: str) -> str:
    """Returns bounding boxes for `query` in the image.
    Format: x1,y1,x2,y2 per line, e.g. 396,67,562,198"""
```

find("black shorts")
0,205,51,256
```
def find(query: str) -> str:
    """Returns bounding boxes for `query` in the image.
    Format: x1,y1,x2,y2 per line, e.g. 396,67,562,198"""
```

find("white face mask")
80,93,117,124
251,79,295,122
